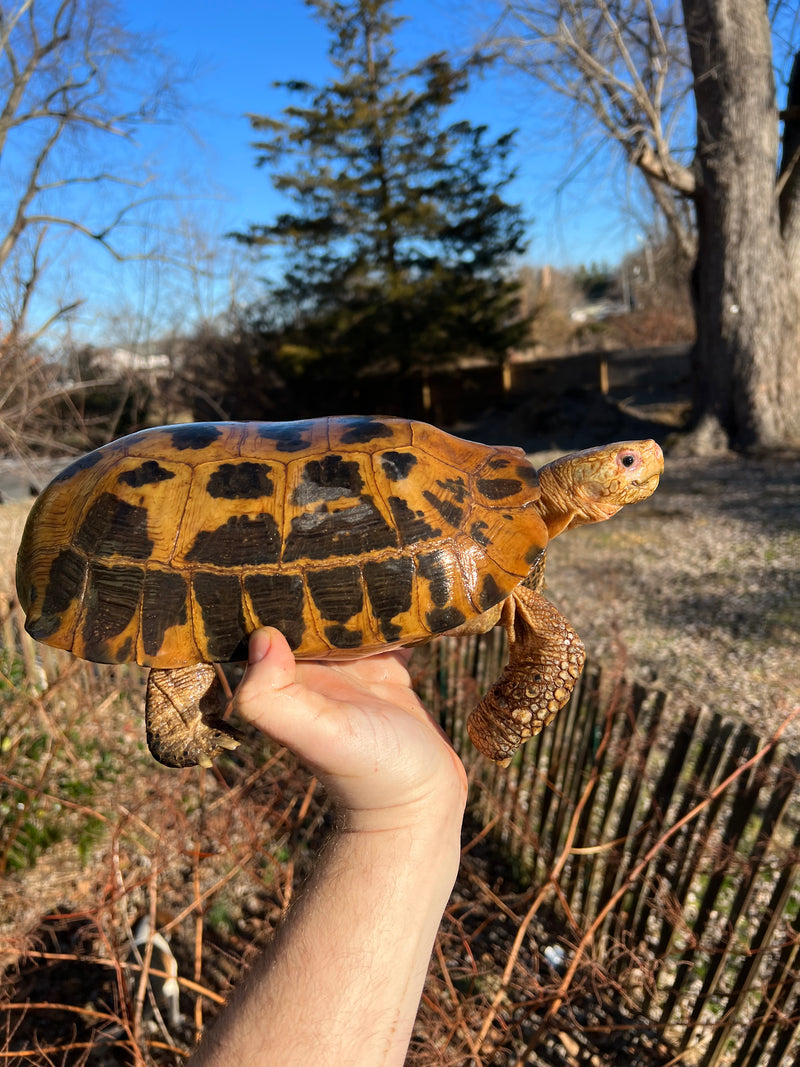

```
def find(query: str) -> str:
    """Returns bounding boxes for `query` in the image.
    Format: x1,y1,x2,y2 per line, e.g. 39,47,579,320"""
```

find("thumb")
233,623,356,776
234,627,372,785
235,627,302,739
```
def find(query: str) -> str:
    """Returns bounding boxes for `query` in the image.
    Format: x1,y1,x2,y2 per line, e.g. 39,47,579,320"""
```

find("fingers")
246,626,296,681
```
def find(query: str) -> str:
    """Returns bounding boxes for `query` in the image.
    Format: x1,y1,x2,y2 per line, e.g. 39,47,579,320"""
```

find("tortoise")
15,416,663,767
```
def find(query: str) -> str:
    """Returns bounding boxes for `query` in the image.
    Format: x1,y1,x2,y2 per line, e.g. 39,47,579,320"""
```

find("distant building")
100,348,171,379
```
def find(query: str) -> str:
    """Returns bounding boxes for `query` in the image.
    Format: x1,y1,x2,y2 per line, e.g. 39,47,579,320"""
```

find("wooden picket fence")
411,631,800,1067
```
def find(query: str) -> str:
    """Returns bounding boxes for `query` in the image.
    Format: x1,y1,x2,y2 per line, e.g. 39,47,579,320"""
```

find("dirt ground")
541,448,800,746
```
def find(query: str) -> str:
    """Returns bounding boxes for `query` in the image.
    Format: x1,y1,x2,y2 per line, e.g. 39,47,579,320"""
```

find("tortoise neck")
536,462,585,540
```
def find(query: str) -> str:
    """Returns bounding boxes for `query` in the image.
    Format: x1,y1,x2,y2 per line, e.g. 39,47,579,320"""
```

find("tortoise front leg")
467,587,586,766
145,664,241,768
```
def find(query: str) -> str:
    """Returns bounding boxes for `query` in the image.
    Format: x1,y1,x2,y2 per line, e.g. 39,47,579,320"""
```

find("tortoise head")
536,440,664,539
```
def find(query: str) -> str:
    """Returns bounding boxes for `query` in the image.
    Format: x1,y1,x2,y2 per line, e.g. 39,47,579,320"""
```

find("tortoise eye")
620,452,636,468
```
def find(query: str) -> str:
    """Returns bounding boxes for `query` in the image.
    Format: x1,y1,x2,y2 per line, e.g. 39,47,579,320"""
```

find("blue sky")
135,0,640,249
44,0,646,342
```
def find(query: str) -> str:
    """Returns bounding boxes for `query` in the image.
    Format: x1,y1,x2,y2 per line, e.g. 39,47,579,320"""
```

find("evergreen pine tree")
237,0,529,388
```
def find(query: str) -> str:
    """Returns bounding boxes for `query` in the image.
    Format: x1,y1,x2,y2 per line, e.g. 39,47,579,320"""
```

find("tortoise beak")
632,440,664,485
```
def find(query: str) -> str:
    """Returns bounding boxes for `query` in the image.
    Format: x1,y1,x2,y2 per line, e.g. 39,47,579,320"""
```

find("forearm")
191,800,464,1066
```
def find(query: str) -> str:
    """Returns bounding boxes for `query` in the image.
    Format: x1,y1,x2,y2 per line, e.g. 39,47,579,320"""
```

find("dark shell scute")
525,543,546,566
422,490,464,530
141,570,188,657
478,573,504,613
307,565,363,623
363,557,414,642
207,462,274,500
257,421,315,452
283,498,396,562
169,424,222,451
477,477,524,501
245,573,306,650
82,560,143,661
426,606,467,633
388,496,441,545
516,464,540,488
76,493,153,560
27,548,87,639
338,417,394,444
193,572,246,661
52,449,104,484
118,461,176,488
186,514,281,566
292,455,363,505
417,552,452,608
470,520,490,547
437,476,469,503
484,457,537,487
380,451,417,481
324,623,364,649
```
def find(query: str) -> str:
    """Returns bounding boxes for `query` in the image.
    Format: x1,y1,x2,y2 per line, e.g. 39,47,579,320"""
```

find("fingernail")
249,628,271,664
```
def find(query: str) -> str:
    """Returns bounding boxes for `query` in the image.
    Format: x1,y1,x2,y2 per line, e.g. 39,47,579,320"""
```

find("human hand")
234,628,468,832
193,629,466,1066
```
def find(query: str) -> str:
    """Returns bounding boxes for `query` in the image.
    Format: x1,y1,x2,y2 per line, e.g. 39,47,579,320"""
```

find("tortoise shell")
17,416,546,669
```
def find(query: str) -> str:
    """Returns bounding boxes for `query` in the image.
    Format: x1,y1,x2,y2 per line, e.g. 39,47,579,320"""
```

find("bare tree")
0,0,180,338
491,0,800,452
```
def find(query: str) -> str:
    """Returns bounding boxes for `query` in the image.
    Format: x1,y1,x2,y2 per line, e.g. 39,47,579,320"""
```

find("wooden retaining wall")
411,631,800,1067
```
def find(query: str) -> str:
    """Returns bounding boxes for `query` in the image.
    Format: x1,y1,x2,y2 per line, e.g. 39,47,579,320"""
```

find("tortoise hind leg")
145,664,241,768
467,587,585,766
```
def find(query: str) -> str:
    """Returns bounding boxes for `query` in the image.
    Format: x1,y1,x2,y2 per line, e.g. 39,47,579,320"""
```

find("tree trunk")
683,0,800,451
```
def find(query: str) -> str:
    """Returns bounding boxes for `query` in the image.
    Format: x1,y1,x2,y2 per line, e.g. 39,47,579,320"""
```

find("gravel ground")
538,448,800,747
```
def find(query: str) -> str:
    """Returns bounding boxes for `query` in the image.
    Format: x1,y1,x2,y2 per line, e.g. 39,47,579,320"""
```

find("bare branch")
632,139,695,194
0,0,185,336
0,116,64,271
490,1,696,242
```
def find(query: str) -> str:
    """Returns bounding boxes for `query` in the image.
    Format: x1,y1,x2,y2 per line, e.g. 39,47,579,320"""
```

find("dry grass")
0,634,330,1062
0,504,29,595
0,639,694,1066
544,450,800,745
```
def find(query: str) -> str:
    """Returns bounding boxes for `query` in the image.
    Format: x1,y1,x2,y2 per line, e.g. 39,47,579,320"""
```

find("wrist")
333,772,467,880
335,756,467,835
325,798,465,921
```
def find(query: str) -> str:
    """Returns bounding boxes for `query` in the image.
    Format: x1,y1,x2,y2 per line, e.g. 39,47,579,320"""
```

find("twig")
434,939,484,1062
473,692,619,1052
